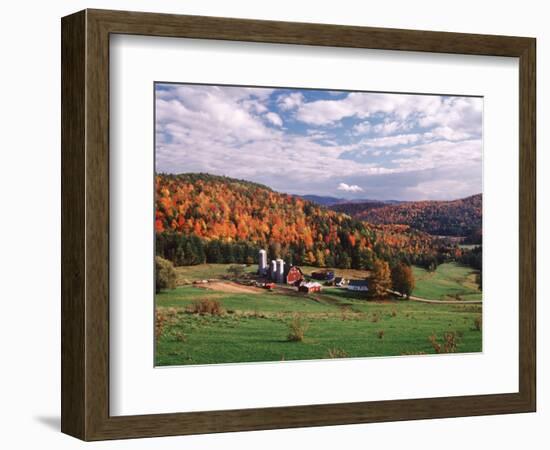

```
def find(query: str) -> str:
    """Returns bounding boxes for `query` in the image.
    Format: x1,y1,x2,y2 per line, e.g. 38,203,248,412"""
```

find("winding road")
387,289,482,305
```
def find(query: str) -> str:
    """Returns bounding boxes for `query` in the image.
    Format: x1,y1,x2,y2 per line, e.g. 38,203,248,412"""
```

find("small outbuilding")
347,280,369,292
311,270,335,282
298,281,322,293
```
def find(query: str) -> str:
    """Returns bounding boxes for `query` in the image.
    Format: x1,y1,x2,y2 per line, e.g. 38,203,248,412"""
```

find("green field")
174,263,258,285
156,263,482,366
412,263,482,301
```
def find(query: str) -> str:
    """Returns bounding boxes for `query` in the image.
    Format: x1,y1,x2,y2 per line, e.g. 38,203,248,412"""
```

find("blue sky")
155,83,482,201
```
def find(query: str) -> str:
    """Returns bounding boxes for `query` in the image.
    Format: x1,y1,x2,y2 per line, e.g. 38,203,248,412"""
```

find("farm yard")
155,262,482,366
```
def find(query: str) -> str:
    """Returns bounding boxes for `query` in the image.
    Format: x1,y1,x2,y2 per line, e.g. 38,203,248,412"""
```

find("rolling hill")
298,194,345,206
331,194,482,238
298,194,393,207
155,173,439,268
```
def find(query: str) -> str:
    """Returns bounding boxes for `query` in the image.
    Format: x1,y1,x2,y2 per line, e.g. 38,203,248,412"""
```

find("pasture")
156,263,482,366
412,263,482,301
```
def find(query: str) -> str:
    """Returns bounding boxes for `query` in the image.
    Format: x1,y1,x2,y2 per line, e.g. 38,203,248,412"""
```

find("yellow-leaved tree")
368,258,391,299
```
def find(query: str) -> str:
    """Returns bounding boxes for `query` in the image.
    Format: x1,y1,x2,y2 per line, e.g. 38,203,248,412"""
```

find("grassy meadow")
156,262,482,366
412,263,482,301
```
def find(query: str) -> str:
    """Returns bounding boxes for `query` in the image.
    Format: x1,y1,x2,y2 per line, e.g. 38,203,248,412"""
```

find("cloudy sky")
155,83,482,201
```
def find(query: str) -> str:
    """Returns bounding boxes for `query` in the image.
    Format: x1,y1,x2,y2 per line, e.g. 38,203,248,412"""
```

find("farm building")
310,270,335,282
269,260,277,280
257,249,294,284
347,280,369,292
286,266,304,285
298,281,322,293
258,249,268,276
334,277,349,287
275,259,285,283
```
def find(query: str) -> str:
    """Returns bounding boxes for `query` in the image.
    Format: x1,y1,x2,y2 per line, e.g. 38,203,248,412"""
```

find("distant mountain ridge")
299,194,401,207
331,194,482,238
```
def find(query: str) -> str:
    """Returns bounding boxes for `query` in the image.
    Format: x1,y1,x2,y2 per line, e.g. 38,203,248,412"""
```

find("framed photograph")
61,9,536,440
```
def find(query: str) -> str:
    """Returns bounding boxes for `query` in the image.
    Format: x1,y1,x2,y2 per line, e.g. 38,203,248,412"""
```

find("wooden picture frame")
61,9,536,441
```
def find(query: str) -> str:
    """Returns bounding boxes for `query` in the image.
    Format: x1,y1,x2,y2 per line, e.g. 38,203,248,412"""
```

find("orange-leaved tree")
391,262,415,298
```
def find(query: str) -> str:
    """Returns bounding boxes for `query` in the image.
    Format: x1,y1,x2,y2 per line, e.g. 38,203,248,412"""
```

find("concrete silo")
276,259,285,284
270,260,277,281
258,249,267,275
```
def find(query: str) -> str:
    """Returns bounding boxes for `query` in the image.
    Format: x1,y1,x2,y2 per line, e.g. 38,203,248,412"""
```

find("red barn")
286,266,304,285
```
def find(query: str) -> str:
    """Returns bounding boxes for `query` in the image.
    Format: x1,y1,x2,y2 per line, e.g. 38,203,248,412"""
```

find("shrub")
442,332,459,353
172,330,187,342
155,256,177,293
155,310,167,340
227,264,245,278
155,308,178,340
326,348,349,359
186,298,224,316
473,315,482,331
429,333,441,353
287,315,309,342
341,306,351,321
429,332,459,354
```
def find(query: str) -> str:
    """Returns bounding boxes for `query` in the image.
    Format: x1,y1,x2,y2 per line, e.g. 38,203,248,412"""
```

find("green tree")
337,252,352,269
155,256,176,293
206,240,222,263
227,264,245,279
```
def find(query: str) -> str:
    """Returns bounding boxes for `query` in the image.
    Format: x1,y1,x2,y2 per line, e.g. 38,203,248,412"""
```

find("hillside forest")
331,194,482,242
155,173,482,274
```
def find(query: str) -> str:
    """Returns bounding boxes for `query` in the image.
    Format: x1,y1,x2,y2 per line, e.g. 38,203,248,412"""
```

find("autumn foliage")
391,262,416,298
155,173,440,269
332,194,482,238
368,259,392,299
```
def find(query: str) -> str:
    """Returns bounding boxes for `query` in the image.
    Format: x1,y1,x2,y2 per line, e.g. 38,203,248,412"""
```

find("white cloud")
337,183,364,192
362,133,422,148
372,119,415,136
293,92,482,145
265,112,283,127
156,85,482,200
352,121,371,135
156,85,277,146
294,92,422,125
277,92,304,111
425,126,472,141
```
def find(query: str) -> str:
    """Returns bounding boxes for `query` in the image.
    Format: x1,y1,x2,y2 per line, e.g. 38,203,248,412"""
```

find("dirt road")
387,289,482,304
